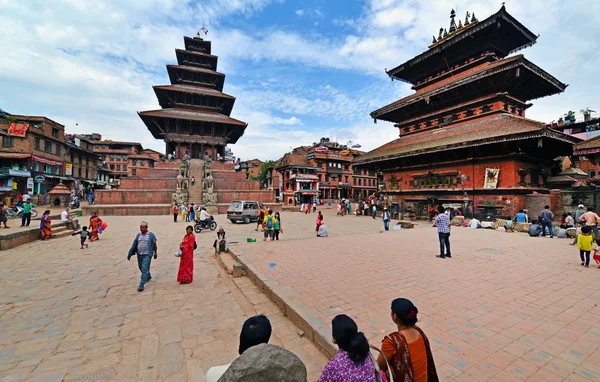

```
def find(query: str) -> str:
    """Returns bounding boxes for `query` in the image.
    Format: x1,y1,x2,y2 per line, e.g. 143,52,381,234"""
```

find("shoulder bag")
369,344,394,382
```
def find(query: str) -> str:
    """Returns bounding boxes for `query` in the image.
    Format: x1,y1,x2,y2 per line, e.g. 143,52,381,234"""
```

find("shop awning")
32,155,62,166
0,153,31,159
295,190,321,194
7,123,30,137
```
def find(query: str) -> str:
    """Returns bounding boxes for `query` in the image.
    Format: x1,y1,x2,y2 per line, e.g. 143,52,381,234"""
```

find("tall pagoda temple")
138,33,247,159
354,6,580,218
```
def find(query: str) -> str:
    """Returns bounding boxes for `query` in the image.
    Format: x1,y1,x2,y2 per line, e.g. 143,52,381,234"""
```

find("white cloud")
1,0,599,162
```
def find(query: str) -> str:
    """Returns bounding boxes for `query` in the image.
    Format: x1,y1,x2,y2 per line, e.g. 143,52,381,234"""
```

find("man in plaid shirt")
434,205,452,258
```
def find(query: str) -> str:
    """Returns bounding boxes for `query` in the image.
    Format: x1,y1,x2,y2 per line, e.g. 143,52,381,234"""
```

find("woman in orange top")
377,298,438,382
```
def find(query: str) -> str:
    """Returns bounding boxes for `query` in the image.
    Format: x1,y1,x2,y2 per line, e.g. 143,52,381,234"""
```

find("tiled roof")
154,85,234,99
574,135,600,151
372,55,566,121
167,65,224,76
276,148,314,169
138,108,247,126
355,114,580,163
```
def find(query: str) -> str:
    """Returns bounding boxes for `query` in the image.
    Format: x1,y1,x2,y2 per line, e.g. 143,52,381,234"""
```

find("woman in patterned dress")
318,314,378,382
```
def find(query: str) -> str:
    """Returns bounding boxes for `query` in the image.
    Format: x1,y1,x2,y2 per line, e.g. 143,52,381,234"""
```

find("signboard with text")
65,163,73,176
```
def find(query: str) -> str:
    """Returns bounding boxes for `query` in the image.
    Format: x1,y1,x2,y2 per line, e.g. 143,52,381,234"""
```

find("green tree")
256,160,277,187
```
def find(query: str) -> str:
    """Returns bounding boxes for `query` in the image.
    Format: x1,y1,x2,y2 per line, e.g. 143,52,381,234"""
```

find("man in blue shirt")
434,205,452,258
539,205,555,238
514,210,528,223
128,221,158,292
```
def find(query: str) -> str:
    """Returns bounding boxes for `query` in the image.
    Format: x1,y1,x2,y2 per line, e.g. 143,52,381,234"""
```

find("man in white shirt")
205,315,272,382
61,207,76,229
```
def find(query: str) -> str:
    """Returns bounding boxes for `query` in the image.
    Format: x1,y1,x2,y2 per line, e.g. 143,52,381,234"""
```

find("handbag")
97,225,103,234
369,345,394,382
175,249,182,257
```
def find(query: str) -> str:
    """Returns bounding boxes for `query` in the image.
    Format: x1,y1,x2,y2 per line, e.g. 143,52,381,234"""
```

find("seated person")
504,219,515,232
317,223,328,237
557,227,568,238
468,218,481,229
218,344,307,382
213,227,227,254
205,315,272,382
564,212,575,228
528,220,543,237
514,209,528,223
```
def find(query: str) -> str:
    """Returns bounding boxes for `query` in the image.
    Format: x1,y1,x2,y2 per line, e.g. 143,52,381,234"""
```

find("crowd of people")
205,297,437,382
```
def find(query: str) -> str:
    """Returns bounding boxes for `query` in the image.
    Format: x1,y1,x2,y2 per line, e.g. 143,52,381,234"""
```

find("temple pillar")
201,143,204,157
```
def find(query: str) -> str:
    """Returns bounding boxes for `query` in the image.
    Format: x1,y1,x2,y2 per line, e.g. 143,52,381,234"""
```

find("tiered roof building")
354,6,580,218
138,33,247,160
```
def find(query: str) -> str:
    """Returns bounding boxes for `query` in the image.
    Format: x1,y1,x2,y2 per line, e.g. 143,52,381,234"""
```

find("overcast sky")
1,0,599,161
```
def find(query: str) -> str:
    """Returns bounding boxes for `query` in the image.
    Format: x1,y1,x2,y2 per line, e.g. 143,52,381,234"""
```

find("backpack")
266,216,274,229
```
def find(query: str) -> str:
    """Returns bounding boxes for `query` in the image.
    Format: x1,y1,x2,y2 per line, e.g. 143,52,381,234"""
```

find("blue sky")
1,0,599,161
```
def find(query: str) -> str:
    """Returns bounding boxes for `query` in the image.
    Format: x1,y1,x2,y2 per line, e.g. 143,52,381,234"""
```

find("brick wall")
119,178,177,190
212,171,247,180
526,194,550,221
82,205,170,216
94,189,172,204
214,179,261,191
134,168,178,177
217,190,276,204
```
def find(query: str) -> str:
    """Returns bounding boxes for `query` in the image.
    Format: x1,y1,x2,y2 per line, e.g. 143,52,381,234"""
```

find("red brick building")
0,114,72,198
92,140,143,180
275,138,377,206
354,6,579,219
240,159,263,179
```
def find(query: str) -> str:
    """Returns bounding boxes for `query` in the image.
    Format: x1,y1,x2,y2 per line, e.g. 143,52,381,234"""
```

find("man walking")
172,204,179,223
539,205,555,238
574,204,586,224
382,207,391,231
372,204,377,219
434,205,452,258
127,221,158,292
579,207,600,242
20,199,36,227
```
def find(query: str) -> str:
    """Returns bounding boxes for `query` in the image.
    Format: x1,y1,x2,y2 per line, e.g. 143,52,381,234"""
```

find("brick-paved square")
233,209,600,381
2,210,600,381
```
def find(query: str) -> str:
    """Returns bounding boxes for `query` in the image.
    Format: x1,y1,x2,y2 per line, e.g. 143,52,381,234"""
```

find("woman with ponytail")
378,298,438,382
318,314,378,381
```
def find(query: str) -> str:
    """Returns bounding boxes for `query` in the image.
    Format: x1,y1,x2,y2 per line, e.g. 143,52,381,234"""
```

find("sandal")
581,262,585,266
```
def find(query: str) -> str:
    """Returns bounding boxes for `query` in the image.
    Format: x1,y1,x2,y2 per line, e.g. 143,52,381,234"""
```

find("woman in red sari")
177,225,196,283
40,210,52,240
89,212,103,242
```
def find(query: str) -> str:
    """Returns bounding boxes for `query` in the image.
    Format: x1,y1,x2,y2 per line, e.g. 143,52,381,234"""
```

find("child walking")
72,226,91,249
578,225,594,268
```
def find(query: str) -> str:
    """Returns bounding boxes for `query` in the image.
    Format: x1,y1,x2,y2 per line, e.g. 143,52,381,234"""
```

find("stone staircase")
187,159,204,205
52,223,74,239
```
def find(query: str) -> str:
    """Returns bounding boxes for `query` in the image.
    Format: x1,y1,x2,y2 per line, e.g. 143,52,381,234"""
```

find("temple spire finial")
449,9,457,33
458,19,463,29
443,28,448,38
471,12,478,23
438,27,443,39
465,11,470,25
432,35,437,44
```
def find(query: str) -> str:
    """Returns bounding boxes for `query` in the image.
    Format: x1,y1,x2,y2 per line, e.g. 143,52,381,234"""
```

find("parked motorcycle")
5,206,39,219
194,216,217,233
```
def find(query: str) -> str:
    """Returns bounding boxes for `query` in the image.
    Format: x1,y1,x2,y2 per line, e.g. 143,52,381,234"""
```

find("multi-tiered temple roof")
357,5,576,165
139,33,247,158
